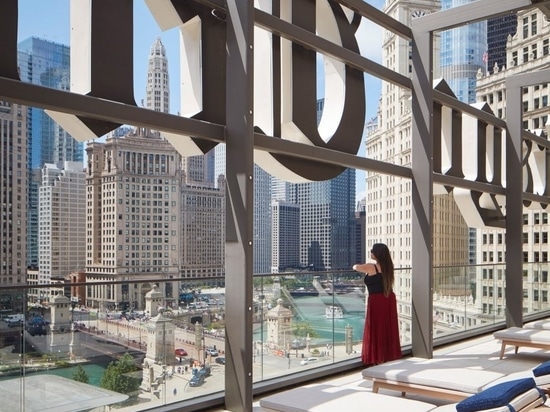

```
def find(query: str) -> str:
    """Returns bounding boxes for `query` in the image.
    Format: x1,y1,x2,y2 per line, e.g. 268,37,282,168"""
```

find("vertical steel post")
410,26,434,358
225,0,254,410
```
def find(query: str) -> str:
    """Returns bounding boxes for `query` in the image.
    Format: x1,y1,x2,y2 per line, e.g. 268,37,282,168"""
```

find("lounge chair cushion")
533,360,550,377
362,358,505,394
455,377,537,412
524,320,550,330
259,384,437,412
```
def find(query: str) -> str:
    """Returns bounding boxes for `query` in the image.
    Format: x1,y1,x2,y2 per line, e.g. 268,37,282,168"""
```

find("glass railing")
432,263,507,338
2,264,550,410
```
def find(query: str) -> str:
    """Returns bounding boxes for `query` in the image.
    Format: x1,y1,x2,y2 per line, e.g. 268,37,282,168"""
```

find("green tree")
293,322,319,338
72,365,89,384
100,353,139,394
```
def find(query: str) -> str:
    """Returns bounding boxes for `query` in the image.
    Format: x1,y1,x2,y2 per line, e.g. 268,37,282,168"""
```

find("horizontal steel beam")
255,9,412,89
336,0,412,39
254,133,413,179
0,76,225,143
413,0,546,32
433,173,506,195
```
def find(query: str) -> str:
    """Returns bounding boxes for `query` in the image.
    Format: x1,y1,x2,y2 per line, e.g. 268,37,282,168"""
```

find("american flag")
482,51,489,65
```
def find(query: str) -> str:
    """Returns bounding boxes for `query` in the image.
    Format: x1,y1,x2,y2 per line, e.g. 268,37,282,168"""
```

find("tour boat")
325,305,344,319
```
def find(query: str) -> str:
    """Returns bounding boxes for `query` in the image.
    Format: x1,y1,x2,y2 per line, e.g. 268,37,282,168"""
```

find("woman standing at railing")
353,243,402,365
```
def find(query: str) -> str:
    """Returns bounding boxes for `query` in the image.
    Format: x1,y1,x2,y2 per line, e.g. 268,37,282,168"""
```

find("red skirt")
361,291,402,365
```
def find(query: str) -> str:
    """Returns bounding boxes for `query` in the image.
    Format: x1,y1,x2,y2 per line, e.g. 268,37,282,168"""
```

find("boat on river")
325,305,344,319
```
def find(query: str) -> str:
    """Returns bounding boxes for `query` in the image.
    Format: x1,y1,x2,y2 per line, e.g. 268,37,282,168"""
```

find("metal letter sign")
147,0,366,182
46,0,136,139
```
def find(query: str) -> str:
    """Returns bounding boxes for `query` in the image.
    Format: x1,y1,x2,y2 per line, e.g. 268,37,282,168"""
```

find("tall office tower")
146,38,169,114
440,0,487,104
18,37,84,268
205,149,216,185
254,167,273,274
17,38,83,168
27,169,41,268
355,199,367,266
487,14,518,72
271,201,300,273
181,176,226,280
38,162,85,288
366,0,469,302
85,132,183,311
214,144,272,274
0,100,28,313
476,7,550,315
289,168,356,271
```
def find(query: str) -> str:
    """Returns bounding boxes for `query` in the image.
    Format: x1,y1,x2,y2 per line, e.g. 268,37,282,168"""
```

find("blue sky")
18,0,385,200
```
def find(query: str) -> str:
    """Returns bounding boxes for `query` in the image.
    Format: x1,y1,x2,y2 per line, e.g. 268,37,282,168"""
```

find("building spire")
146,38,169,114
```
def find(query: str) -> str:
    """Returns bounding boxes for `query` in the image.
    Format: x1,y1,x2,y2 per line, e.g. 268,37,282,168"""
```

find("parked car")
290,339,306,349
175,348,188,357
300,357,319,366
215,357,226,365
205,347,218,357
7,319,23,328
189,373,205,387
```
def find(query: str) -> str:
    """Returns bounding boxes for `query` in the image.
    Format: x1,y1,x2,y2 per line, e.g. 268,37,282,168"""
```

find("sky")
18,0,386,201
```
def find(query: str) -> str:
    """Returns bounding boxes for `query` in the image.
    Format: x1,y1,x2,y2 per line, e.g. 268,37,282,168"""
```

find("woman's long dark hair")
371,243,394,297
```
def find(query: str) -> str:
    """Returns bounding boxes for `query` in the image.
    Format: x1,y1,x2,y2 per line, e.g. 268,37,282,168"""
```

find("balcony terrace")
2,0,550,411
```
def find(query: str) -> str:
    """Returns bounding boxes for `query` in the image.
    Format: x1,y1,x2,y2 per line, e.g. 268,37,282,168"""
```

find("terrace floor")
207,331,550,411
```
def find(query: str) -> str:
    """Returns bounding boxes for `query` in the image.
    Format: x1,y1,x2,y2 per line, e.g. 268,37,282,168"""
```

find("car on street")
215,357,225,365
290,339,306,349
189,373,205,387
175,348,188,357
7,319,24,327
205,347,218,357
300,357,319,366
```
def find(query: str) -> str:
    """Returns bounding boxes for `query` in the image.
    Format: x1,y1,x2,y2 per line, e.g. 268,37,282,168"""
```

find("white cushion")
494,327,550,342
259,384,436,412
362,358,505,394
524,320,550,330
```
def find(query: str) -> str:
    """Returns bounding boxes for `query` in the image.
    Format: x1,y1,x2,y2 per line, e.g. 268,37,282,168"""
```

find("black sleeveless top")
364,272,384,295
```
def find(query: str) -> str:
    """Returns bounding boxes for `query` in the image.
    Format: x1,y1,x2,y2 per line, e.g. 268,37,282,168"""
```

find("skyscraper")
440,0,487,103
291,168,356,271
38,162,85,287
85,133,183,310
366,0,469,282
214,144,272,274
487,14,518,72
0,100,28,313
18,37,84,268
83,37,184,310
146,38,170,114
181,176,225,280
476,7,550,316
271,200,300,273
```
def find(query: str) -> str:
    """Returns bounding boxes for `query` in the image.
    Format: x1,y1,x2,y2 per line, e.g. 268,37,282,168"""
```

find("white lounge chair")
524,319,550,330
361,357,550,401
259,379,547,412
494,327,550,359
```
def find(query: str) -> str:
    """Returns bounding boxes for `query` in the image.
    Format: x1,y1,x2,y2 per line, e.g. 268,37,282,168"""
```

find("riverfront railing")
1,264,549,410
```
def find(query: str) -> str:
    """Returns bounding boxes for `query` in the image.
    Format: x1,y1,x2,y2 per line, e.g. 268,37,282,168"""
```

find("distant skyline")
18,0,386,202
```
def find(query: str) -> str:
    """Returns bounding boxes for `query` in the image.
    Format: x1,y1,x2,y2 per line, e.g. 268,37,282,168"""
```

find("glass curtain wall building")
440,0,487,104
17,37,84,269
